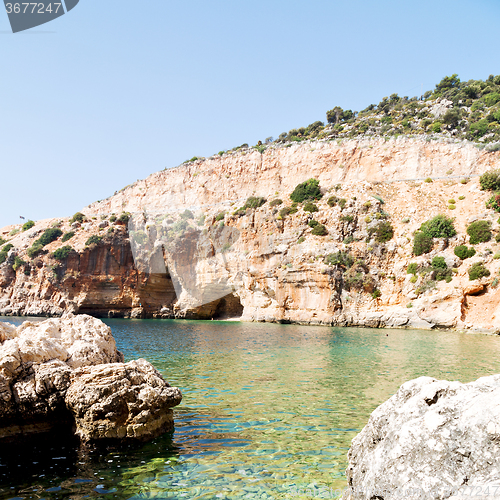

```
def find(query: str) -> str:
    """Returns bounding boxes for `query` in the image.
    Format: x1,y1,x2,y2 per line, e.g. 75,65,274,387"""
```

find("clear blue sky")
1,0,499,228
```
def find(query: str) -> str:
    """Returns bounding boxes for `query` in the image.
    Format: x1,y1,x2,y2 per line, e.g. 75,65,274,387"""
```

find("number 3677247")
5,3,63,14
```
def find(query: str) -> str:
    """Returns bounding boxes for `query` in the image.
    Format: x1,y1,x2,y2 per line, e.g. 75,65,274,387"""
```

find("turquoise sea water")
2,318,500,499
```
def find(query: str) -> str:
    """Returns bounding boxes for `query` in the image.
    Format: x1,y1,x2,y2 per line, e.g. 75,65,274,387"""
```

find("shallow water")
2,318,500,499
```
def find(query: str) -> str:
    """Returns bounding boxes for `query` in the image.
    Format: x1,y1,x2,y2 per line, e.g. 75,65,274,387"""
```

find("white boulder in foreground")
66,358,182,441
344,375,500,500
0,314,181,443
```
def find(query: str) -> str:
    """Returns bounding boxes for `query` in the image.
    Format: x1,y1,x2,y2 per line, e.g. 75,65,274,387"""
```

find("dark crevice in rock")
212,293,244,320
425,389,445,406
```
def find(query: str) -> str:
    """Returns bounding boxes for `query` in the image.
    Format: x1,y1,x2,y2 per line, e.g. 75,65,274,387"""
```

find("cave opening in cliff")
212,293,244,320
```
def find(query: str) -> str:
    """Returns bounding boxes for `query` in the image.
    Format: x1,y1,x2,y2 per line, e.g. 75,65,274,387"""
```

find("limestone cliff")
1,137,499,332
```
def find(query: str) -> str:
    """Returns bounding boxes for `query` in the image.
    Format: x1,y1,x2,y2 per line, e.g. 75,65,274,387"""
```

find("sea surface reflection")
1,317,500,499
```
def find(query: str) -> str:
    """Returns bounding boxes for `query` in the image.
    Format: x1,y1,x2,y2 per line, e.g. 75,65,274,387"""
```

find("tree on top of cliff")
270,73,500,149
290,179,323,203
434,74,461,95
326,107,354,125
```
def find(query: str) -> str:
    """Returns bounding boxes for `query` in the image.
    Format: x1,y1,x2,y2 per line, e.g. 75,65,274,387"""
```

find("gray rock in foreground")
0,314,182,443
344,375,500,500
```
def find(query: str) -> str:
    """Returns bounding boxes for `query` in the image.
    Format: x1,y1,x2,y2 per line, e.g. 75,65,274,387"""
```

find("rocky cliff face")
343,375,500,499
1,137,500,332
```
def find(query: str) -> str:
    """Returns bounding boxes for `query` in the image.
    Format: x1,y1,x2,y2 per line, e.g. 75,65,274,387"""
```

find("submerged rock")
0,314,181,443
343,375,500,499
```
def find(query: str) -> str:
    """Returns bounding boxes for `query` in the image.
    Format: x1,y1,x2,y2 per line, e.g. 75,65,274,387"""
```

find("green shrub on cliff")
327,196,338,207
486,193,500,212
290,179,322,203
0,244,14,264
279,205,298,218
304,202,319,213
85,235,103,246
413,231,433,256
51,246,73,261
279,207,291,218
118,212,131,224
233,207,246,216
324,251,353,268
269,199,283,207
420,215,456,238
454,245,476,259
172,220,188,233
180,209,194,220
70,212,86,224
242,196,266,210
431,256,447,269
340,215,354,223
467,220,492,244
311,223,328,236
27,244,43,259
468,262,490,281
368,220,394,243
344,269,364,290
480,169,500,191
431,122,442,133
22,220,35,232
0,237,6,246
416,279,437,295
62,231,75,242
12,256,26,271
407,263,418,275
34,228,62,248
12,255,26,271
431,256,452,281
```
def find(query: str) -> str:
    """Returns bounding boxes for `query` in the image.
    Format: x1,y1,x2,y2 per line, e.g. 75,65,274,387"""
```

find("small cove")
1,317,500,499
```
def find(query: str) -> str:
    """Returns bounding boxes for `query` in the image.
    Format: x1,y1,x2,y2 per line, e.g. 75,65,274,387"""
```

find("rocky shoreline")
0,314,182,443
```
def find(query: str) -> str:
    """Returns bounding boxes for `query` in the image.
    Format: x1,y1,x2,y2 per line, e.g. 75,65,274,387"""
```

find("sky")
0,0,499,228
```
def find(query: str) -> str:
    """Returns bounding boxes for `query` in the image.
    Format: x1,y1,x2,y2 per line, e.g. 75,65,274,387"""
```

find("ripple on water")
1,317,500,498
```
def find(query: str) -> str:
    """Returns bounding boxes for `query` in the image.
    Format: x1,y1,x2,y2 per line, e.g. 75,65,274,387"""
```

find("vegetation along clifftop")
0,75,500,332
